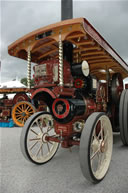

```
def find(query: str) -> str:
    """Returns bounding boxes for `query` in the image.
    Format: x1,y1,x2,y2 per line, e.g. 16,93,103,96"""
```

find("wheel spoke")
27,108,33,112
17,106,22,111
16,108,22,113
42,119,47,127
93,130,98,141
97,120,104,140
47,142,50,152
50,135,56,137
29,138,40,141
29,141,38,151
29,112,34,115
26,105,30,111
36,143,43,157
28,110,34,114
36,120,43,132
47,127,53,132
17,116,23,121
104,132,108,143
15,114,22,118
24,116,28,121
97,129,102,139
22,118,25,123
91,148,100,160
22,104,24,111
97,152,103,171
23,103,26,110
15,112,21,115
30,129,38,135
41,144,43,156
48,141,53,145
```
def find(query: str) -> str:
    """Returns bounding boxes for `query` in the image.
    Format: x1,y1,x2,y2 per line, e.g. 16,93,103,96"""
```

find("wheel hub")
92,139,106,153
21,112,26,117
100,141,105,153
92,138,100,152
42,133,48,143
38,133,48,143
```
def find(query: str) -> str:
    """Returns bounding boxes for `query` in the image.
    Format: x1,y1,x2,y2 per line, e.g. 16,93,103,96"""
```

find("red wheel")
13,93,29,105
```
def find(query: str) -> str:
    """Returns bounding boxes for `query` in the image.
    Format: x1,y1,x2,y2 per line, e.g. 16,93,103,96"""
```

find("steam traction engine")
8,18,128,183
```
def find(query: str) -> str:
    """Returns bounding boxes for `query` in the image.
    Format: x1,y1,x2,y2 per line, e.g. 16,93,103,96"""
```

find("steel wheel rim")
12,101,35,127
90,115,113,180
26,114,59,163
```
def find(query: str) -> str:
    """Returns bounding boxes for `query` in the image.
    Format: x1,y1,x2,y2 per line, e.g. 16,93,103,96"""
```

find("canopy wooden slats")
38,48,58,60
89,59,114,64
66,33,85,40
32,40,56,53
84,56,110,60
8,18,128,80
73,40,94,46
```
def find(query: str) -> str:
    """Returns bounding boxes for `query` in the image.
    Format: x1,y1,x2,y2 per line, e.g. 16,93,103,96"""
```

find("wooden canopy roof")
8,18,128,80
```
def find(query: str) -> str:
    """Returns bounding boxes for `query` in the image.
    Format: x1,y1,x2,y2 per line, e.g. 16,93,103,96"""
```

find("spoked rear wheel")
80,112,113,183
20,112,59,164
119,90,128,145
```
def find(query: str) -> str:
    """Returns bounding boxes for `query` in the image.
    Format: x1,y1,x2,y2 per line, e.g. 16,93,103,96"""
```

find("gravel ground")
0,126,128,193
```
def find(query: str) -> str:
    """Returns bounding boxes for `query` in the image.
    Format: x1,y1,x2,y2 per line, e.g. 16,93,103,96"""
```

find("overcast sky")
1,0,128,83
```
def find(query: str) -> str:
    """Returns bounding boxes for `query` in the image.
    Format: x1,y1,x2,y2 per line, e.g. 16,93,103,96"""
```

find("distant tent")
0,79,26,99
0,79,26,88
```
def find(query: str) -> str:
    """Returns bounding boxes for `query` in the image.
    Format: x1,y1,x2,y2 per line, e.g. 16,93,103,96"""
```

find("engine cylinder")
52,97,86,123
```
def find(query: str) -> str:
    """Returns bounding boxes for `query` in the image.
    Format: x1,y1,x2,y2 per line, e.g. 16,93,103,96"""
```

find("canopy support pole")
58,33,64,87
27,49,31,89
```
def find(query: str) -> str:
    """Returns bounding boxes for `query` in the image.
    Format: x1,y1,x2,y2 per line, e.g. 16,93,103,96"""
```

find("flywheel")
111,73,123,104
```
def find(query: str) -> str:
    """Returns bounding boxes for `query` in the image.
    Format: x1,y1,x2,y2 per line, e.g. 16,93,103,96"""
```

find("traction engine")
20,40,126,183
8,15,128,183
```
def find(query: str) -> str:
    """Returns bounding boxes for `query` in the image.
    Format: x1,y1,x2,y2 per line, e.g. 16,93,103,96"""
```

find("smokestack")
61,0,73,21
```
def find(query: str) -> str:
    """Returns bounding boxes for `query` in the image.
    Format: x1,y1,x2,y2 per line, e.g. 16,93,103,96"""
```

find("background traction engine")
0,92,36,127
20,41,126,183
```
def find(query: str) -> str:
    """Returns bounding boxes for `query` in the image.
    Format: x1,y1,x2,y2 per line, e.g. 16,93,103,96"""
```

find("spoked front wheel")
80,112,113,183
20,112,59,164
